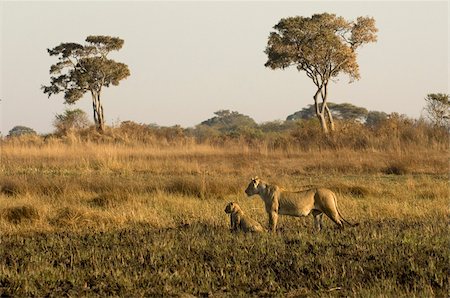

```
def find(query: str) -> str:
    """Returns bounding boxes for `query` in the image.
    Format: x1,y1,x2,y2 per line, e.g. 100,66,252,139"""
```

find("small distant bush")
7,125,37,137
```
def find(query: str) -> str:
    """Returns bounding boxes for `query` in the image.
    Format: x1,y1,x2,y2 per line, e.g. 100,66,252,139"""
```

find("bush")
7,126,37,137
54,109,91,136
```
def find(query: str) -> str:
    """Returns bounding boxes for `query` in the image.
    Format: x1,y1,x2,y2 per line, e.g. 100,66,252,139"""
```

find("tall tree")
42,36,130,132
265,13,377,134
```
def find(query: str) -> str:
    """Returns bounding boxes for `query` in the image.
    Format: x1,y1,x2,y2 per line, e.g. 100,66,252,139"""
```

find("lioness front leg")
268,211,278,233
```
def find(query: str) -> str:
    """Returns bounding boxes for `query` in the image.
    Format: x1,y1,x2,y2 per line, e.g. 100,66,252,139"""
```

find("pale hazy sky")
0,1,448,134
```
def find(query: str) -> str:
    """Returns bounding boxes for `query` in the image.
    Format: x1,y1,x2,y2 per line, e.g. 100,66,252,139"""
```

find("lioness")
224,202,264,233
245,177,357,232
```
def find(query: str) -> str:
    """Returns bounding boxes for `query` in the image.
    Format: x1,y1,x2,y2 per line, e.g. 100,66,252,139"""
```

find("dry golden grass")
0,140,448,233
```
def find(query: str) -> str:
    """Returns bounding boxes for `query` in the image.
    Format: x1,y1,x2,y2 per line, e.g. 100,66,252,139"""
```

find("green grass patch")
0,218,448,297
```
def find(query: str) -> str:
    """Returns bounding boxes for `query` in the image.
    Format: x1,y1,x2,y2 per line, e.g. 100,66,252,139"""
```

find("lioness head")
245,177,261,196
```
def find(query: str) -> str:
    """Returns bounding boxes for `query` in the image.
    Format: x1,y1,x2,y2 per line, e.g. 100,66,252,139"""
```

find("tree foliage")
42,36,130,132
265,13,377,134
423,93,449,128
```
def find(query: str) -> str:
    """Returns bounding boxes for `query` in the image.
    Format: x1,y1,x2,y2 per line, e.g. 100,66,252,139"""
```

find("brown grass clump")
164,177,205,198
89,192,131,208
0,178,26,196
50,207,87,227
383,161,411,175
3,205,40,224
331,183,373,198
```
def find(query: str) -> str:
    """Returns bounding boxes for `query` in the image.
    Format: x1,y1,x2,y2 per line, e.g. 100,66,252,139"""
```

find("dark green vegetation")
1,218,447,297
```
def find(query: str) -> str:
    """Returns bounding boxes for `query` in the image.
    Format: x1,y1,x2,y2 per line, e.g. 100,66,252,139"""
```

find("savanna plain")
0,124,448,297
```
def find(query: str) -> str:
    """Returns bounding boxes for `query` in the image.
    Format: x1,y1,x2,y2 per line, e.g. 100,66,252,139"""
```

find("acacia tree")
42,36,130,132
265,13,377,134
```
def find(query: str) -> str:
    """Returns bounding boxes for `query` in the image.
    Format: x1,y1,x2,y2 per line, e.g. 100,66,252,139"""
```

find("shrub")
7,126,37,137
53,109,91,136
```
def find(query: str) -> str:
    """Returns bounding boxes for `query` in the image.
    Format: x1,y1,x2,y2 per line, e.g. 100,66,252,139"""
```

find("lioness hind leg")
327,213,344,228
311,210,324,231
325,211,344,228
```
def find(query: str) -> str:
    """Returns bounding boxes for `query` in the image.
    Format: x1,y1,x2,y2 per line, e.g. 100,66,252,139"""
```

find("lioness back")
278,188,339,215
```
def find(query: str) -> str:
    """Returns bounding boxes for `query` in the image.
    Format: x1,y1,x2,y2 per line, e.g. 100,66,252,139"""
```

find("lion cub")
224,202,264,233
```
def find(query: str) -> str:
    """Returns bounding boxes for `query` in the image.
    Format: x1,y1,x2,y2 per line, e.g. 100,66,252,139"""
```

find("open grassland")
0,140,448,296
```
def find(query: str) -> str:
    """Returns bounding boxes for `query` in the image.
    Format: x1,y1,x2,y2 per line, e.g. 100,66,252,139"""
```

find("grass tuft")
50,207,87,227
383,161,411,175
89,192,131,208
331,183,373,198
0,178,25,196
3,205,40,224
164,177,205,198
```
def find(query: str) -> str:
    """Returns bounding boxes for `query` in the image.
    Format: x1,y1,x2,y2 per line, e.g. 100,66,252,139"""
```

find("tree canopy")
265,13,377,134
42,35,130,132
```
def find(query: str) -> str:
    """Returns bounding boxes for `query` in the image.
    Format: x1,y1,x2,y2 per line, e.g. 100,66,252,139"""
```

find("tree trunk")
91,90,105,132
313,88,330,134
324,104,335,132
321,82,335,132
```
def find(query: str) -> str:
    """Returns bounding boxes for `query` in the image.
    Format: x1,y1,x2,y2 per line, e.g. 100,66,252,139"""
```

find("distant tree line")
6,94,449,139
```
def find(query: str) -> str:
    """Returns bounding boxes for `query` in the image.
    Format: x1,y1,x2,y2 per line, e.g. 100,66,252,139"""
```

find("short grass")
0,141,448,296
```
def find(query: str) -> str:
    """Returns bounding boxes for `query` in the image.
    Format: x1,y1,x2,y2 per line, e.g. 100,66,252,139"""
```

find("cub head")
245,177,261,196
224,202,235,214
